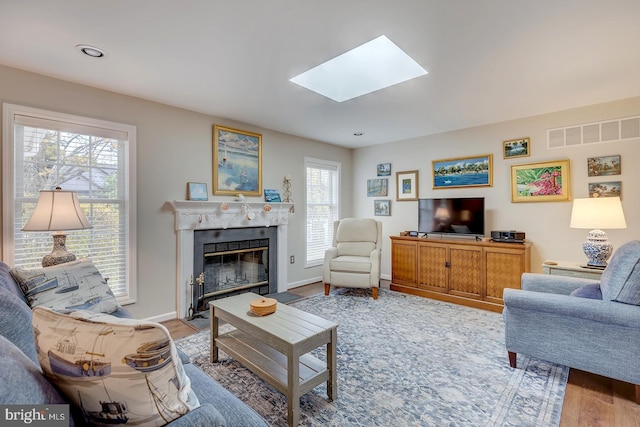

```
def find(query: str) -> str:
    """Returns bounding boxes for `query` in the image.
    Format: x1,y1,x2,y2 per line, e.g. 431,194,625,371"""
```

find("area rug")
175,288,568,426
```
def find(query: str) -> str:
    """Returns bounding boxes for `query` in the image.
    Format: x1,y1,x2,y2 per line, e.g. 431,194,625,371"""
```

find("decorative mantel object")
282,175,294,213
570,197,627,268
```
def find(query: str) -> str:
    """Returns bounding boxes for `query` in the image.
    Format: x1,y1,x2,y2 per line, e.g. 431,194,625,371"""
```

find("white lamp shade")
569,197,626,230
22,189,92,231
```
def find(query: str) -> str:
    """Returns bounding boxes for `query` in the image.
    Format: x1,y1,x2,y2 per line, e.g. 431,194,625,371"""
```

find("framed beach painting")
374,200,391,216
187,182,208,201
510,159,571,203
367,179,388,197
589,181,622,198
377,163,391,176
396,170,419,201
432,154,493,189
587,155,621,177
503,137,530,159
213,124,262,196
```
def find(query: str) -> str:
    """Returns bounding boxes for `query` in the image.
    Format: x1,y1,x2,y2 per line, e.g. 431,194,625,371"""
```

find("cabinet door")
418,243,448,292
448,245,482,299
484,247,525,304
391,240,417,287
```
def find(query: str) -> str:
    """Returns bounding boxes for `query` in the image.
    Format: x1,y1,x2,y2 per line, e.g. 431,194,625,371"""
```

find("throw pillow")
569,283,603,300
599,240,640,305
32,307,200,426
10,258,119,314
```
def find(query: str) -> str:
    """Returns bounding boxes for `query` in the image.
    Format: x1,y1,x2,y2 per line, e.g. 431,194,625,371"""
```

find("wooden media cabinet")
390,236,531,312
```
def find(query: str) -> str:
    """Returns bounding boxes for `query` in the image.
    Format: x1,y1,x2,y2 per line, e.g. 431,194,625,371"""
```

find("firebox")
193,227,277,314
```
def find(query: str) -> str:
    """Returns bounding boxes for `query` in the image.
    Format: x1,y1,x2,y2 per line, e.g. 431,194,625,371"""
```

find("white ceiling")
1,0,639,149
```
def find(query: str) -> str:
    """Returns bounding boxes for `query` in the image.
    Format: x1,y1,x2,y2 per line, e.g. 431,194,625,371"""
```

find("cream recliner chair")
323,218,382,299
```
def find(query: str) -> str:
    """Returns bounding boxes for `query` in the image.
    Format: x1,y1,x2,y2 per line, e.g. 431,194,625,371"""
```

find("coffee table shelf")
210,292,338,426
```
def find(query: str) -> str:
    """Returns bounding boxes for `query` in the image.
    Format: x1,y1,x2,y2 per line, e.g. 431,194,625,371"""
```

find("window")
305,157,340,267
2,104,137,304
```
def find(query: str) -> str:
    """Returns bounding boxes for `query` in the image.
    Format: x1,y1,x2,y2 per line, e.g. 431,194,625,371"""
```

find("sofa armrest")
521,272,599,295
369,249,381,287
166,403,226,426
503,288,640,328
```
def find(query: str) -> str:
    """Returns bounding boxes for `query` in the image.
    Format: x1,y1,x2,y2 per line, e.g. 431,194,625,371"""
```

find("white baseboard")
287,276,322,290
143,311,178,323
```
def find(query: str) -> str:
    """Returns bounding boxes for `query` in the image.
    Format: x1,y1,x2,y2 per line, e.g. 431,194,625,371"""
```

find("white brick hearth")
169,200,294,318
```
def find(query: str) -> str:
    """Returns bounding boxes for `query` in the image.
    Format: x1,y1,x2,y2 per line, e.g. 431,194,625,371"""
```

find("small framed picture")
503,137,530,159
374,200,391,216
187,182,208,201
396,170,419,201
264,189,282,202
377,163,391,176
367,179,388,197
587,155,621,177
589,181,622,198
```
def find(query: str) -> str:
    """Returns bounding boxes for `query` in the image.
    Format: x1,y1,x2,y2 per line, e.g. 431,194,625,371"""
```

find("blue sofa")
503,240,640,404
0,260,268,426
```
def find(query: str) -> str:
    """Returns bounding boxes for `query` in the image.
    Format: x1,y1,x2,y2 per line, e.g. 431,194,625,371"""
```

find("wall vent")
547,116,640,149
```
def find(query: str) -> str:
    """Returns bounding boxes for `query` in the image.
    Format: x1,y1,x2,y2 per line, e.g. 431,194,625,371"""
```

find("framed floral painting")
510,159,571,202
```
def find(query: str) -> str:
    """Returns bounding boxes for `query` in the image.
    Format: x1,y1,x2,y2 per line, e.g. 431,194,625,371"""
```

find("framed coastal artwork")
374,200,391,216
587,155,621,177
212,124,262,196
432,154,493,189
377,163,391,176
588,181,622,198
367,179,388,197
187,182,208,201
510,159,571,203
503,137,530,159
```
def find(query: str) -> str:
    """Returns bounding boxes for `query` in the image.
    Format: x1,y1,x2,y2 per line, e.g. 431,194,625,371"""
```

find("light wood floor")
162,281,640,426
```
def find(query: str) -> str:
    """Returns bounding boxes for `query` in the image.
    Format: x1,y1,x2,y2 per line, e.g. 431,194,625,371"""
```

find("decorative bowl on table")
250,297,277,316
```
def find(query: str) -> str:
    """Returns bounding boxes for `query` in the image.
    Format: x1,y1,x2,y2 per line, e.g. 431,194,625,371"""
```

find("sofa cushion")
0,260,27,302
569,283,603,300
0,335,68,406
600,240,640,305
0,286,39,364
11,258,119,314
32,307,200,426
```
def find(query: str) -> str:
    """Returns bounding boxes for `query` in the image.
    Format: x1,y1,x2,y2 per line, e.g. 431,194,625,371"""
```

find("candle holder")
283,176,294,213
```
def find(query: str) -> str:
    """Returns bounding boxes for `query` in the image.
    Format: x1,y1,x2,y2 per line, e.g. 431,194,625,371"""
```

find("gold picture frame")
212,124,262,196
432,154,492,189
396,170,419,201
510,159,571,203
503,137,530,159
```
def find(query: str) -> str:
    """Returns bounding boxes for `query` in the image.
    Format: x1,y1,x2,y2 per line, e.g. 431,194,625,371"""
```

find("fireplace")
193,227,277,313
169,200,293,319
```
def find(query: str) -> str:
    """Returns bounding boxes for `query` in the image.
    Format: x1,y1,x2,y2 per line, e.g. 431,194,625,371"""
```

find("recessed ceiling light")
76,44,105,58
290,35,427,102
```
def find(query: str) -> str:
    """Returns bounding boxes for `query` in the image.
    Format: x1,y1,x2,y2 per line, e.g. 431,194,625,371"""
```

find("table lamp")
569,197,626,269
22,187,92,267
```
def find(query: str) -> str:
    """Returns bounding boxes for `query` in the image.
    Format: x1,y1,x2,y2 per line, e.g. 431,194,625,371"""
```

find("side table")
542,261,604,280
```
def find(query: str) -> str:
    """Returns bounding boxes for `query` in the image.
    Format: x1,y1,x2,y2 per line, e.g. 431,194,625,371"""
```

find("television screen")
418,197,485,236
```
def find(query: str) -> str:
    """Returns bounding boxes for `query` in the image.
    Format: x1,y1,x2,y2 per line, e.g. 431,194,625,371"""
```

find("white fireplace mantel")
169,200,294,318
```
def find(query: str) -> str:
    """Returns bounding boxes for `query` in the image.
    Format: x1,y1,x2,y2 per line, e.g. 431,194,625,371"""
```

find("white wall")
354,97,640,278
0,64,352,319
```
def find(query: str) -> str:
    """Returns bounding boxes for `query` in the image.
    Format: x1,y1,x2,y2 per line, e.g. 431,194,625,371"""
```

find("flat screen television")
418,197,485,237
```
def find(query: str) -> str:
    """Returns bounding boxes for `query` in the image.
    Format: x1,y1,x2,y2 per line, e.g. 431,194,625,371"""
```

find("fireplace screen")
201,239,269,302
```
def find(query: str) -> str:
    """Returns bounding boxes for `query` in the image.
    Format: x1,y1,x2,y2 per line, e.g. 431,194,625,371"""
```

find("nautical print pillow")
32,307,199,426
10,258,119,314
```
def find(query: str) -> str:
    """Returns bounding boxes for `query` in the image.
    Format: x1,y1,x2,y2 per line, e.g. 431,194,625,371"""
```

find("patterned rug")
175,288,568,426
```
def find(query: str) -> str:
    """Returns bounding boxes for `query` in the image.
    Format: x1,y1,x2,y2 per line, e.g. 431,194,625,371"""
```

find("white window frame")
2,103,137,304
305,157,340,268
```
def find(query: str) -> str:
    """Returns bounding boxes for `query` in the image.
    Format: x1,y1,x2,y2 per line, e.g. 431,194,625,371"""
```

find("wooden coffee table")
209,292,338,426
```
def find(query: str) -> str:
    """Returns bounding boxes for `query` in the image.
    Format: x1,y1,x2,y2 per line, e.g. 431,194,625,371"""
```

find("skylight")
289,35,427,102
